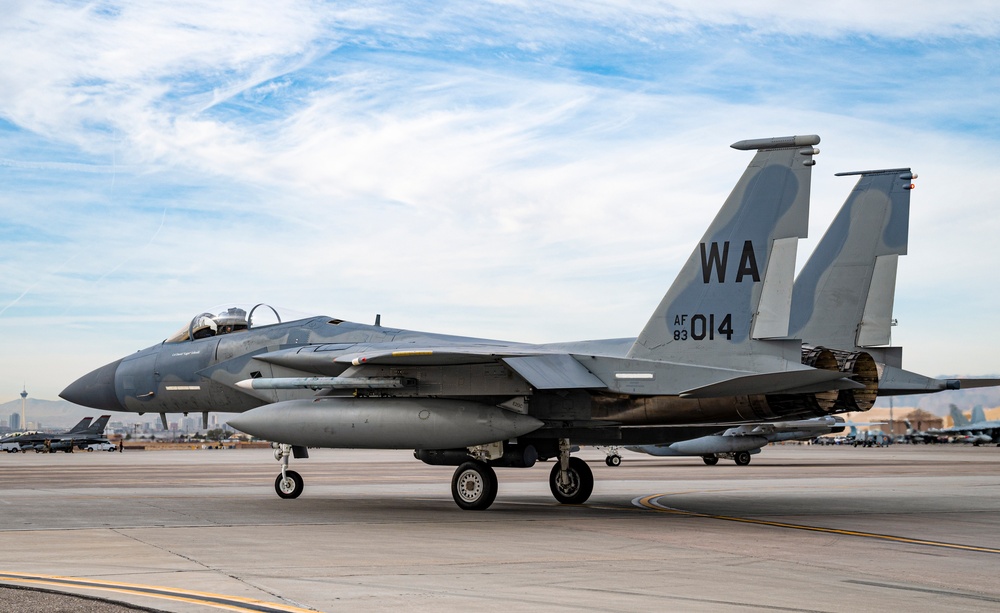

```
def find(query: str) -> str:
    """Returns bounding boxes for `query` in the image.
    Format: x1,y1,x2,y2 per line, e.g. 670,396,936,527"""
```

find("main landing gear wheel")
549,457,594,505
452,461,498,510
734,451,752,466
605,454,622,467
702,455,719,466
275,470,304,499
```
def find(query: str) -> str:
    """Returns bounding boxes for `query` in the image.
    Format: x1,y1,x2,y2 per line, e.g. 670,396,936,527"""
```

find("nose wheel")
272,443,305,499
275,470,304,499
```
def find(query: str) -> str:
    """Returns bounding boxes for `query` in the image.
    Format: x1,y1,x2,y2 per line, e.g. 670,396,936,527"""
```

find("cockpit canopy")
166,304,302,343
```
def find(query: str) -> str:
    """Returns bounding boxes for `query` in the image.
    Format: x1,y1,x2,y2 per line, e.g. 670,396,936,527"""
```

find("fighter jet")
59,134,988,510
902,419,945,444
934,405,998,445
1,416,111,453
1,417,89,452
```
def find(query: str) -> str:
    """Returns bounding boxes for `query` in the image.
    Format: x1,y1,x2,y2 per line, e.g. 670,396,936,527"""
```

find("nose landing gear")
273,443,305,499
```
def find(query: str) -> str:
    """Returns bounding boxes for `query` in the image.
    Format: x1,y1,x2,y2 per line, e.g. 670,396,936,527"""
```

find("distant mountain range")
4,383,999,430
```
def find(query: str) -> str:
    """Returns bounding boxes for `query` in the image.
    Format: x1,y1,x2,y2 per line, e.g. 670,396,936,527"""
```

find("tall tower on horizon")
20,387,27,432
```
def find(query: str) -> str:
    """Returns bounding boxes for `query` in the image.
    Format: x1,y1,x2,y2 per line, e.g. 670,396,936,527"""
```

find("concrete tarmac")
1,445,999,612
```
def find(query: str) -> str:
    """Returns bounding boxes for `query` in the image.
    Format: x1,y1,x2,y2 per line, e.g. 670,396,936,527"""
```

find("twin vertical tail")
67,417,94,433
950,405,970,428
789,168,915,411
86,415,111,435
790,168,914,352
627,135,820,370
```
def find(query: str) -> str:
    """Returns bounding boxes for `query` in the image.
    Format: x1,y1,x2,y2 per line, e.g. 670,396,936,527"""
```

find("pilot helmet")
191,314,218,338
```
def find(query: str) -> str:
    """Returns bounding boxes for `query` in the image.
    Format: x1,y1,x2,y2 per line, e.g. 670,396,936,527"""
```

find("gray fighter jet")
1,417,89,452
1,416,111,453
933,405,999,445
59,134,991,510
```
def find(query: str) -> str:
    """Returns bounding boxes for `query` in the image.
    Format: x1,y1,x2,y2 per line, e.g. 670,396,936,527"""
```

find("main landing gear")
546,439,594,505
602,446,622,467
447,438,594,510
703,451,752,466
451,461,498,510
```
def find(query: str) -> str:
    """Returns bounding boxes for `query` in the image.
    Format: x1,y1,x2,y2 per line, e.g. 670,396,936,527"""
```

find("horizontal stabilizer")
951,378,1000,390
680,368,863,399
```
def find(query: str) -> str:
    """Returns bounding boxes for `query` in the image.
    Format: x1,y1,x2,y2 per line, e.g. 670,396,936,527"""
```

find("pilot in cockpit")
214,307,249,335
191,314,217,339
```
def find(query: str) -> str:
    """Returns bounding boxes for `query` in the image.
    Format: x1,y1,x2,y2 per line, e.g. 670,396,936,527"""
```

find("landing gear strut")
549,439,594,505
273,443,304,499
603,446,622,467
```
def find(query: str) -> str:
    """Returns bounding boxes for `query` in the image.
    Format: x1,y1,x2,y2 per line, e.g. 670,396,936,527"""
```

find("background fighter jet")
0,417,89,452
932,405,999,445
60,134,992,510
0,416,111,453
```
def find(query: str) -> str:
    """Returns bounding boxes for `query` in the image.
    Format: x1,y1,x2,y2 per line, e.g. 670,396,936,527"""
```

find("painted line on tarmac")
633,494,1000,555
0,572,316,613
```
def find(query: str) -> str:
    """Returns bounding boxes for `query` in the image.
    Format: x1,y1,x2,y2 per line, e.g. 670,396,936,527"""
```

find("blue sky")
2,1,999,401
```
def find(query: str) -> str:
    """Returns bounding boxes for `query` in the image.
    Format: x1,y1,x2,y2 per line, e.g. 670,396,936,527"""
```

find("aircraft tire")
606,455,621,467
275,470,304,499
734,451,751,466
702,455,719,466
549,457,594,505
451,461,498,511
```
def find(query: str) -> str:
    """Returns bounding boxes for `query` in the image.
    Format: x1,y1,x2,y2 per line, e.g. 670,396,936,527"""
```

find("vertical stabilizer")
67,417,93,433
789,169,914,349
87,415,111,435
628,135,820,368
971,406,987,423
950,405,970,427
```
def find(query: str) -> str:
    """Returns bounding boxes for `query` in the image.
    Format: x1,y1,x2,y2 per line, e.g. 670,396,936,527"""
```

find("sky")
2,1,999,402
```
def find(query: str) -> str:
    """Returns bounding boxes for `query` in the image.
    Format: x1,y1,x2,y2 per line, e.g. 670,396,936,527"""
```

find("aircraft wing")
241,344,860,398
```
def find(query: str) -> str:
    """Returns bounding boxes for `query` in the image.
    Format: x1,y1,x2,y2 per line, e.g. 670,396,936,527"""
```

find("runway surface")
1,444,999,612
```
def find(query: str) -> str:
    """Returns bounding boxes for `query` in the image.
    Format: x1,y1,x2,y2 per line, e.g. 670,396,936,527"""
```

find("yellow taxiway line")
0,572,316,613
634,494,1000,555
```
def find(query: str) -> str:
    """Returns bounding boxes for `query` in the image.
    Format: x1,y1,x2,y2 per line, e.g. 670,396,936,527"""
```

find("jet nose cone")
60,358,125,411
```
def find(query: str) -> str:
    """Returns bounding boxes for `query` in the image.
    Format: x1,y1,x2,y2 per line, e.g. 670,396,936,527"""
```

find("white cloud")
2,1,1000,400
